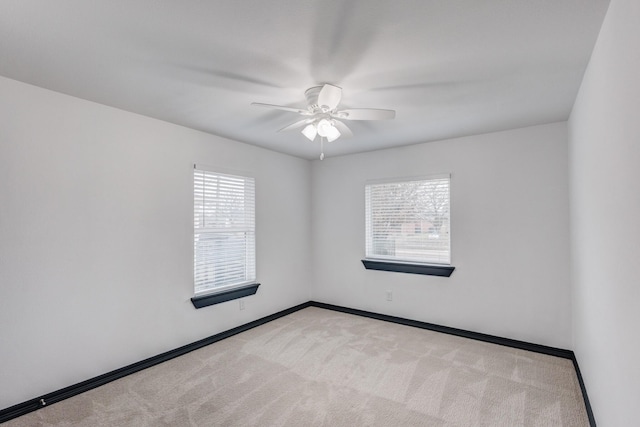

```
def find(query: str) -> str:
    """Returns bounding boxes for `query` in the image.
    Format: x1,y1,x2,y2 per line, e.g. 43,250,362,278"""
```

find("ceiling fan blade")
339,108,396,120
251,102,309,115
317,84,342,110
332,120,353,138
278,119,311,132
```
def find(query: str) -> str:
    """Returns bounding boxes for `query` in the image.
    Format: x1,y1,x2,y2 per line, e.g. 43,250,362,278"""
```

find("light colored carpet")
4,307,589,426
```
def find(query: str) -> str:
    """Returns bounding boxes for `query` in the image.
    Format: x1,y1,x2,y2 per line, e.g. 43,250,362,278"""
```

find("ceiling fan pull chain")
320,137,325,160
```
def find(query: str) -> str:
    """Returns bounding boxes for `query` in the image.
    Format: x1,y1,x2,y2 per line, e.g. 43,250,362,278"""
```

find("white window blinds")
194,167,255,295
365,176,451,265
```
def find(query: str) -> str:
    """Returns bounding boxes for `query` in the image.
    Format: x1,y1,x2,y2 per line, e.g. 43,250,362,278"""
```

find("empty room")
1,0,638,426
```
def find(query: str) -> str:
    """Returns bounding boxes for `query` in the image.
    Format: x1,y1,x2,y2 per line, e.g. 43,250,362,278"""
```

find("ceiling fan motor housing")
304,86,324,111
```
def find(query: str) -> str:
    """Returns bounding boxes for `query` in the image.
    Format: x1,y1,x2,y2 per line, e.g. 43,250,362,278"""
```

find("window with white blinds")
365,176,451,265
194,167,255,295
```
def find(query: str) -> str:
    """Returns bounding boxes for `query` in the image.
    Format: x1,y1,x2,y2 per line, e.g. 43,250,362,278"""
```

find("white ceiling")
0,0,610,160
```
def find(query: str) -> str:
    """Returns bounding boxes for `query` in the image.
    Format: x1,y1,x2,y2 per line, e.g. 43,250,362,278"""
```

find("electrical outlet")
386,290,393,301
239,299,245,310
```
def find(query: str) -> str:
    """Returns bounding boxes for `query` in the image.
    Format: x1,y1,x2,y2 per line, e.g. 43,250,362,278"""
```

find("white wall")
0,76,311,409
311,123,572,349
568,0,640,424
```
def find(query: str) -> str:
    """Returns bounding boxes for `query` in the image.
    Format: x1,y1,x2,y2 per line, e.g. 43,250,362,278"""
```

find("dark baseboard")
0,301,312,424
572,355,597,426
309,301,572,358
0,300,595,426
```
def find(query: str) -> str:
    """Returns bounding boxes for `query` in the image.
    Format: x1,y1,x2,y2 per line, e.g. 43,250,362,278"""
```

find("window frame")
363,174,455,277
192,164,258,306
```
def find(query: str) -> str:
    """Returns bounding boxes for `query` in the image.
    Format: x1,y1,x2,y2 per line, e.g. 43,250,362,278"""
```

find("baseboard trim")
572,355,597,426
308,301,596,427
309,301,572,357
0,300,595,426
0,301,312,424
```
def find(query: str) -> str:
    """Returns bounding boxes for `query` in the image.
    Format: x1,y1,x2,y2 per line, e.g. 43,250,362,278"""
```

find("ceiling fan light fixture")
326,125,341,142
301,124,317,141
316,119,332,137
316,119,341,142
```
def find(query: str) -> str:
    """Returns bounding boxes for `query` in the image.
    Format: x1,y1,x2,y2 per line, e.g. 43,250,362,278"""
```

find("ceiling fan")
252,84,395,159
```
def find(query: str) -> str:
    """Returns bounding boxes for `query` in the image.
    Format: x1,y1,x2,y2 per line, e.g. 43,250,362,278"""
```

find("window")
194,166,256,296
365,175,451,266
